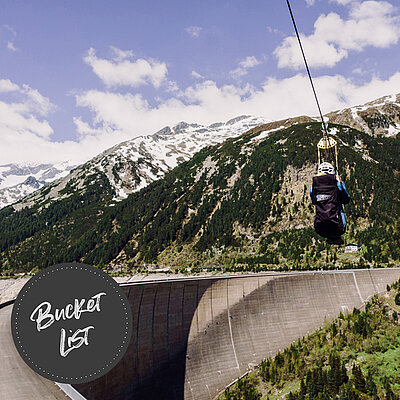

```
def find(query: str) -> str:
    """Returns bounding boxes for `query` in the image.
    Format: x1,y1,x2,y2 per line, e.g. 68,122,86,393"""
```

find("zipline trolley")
317,123,339,173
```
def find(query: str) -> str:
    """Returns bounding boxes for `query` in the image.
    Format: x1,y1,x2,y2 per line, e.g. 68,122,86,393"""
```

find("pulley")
317,135,338,173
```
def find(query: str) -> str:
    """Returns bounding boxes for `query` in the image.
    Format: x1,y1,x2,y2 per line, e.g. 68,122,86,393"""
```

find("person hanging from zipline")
284,0,351,244
310,162,350,245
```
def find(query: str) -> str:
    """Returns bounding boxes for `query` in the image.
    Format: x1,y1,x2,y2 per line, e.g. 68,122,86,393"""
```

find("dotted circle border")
12,263,132,383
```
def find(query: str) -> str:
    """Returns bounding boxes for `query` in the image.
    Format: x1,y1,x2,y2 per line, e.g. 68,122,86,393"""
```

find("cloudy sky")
1,0,400,165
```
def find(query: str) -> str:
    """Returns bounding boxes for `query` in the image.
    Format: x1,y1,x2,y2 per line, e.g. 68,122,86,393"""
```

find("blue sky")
1,0,400,164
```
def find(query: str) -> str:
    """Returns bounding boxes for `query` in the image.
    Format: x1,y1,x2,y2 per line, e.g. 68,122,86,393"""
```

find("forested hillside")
1,121,400,274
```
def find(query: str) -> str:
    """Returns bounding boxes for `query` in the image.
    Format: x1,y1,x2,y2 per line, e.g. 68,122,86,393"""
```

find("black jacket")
310,174,350,238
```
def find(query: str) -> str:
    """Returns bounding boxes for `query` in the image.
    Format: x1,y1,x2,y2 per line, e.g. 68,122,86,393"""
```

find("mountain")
0,176,45,209
3,93,399,210
326,93,400,137
0,162,74,209
1,118,399,274
10,115,270,211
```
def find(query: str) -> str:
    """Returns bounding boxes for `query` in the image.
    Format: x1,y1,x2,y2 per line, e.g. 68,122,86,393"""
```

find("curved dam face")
74,269,400,400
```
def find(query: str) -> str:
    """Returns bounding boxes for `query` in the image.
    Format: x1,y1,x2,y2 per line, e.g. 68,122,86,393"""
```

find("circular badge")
11,263,132,384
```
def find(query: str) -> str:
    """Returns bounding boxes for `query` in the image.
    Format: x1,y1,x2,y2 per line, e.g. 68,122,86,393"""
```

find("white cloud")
275,0,400,69
7,41,17,52
191,71,204,79
2,25,18,52
165,80,179,93
185,26,202,38
4,68,400,166
240,57,261,69
305,0,316,6
76,90,150,133
110,46,134,62
73,71,400,148
0,102,53,138
267,26,284,36
21,84,55,116
0,79,19,93
84,47,168,89
0,80,59,164
275,35,347,69
330,0,354,5
230,56,261,78
0,82,125,165
352,67,363,74
0,80,55,142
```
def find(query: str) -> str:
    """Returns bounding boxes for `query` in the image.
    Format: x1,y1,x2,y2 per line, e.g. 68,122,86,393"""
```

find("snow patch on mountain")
0,163,74,209
0,163,73,190
326,93,400,137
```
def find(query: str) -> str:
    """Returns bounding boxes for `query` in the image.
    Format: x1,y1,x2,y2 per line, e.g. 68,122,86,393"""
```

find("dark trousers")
314,219,346,238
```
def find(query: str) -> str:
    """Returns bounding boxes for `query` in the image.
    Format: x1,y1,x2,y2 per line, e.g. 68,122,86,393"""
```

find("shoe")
327,236,344,245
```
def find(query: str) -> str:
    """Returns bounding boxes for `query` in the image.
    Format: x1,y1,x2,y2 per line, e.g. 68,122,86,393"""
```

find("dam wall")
74,268,400,400
0,304,70,400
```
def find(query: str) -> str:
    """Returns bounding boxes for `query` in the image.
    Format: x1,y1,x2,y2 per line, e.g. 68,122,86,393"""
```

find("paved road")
0,304,69,400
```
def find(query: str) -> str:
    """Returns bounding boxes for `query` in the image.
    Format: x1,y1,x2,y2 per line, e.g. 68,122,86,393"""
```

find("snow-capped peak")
325,93,400,137
11,115,270,210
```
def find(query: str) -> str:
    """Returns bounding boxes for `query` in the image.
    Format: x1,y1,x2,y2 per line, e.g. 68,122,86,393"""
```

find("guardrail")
0,299,15,309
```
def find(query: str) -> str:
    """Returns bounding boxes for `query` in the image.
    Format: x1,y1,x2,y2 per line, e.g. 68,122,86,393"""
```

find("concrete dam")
72,268,400,400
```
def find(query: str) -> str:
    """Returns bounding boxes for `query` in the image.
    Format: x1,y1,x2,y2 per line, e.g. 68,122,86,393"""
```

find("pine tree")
299,378,307,400
306,370,316,400
327,367,336,395
384,377,398,400
352,364,366,393
340,362,349,386
260,359,270,382
339,381,360,400
393,311,398,323
331,322,338,338
365,372,378,400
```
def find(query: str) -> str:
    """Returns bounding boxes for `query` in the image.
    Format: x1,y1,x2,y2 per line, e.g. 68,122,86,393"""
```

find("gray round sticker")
11,263,132,384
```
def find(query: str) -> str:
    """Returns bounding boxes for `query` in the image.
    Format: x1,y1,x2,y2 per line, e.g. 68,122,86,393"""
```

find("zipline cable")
285,0,328,137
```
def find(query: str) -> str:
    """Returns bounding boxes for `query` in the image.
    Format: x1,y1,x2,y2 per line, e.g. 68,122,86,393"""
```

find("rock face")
325,93,400,137
74,268,400,400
